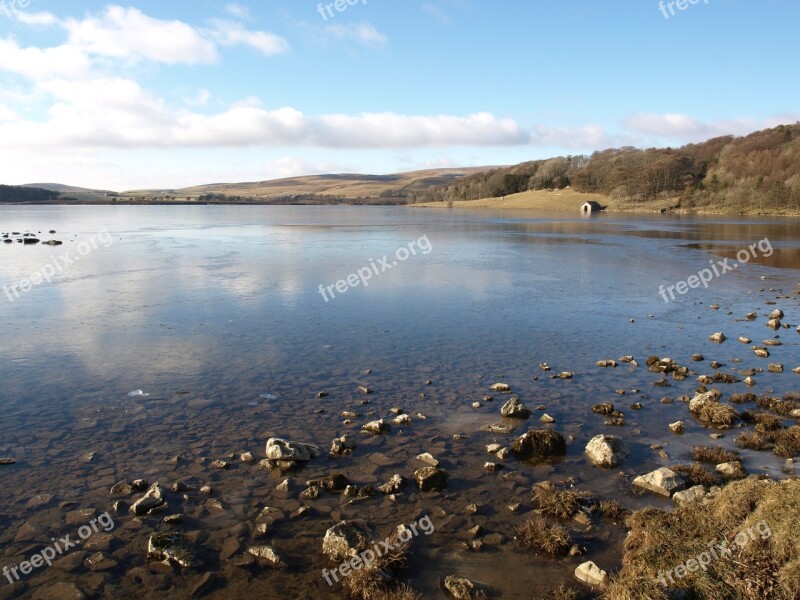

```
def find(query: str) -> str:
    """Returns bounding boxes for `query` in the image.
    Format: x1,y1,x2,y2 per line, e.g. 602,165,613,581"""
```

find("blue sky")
0,0,798,190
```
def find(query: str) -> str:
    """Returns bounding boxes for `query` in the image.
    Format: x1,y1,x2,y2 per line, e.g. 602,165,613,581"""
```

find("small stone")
669,421,685,434
490,383,511,392
709,332,726,343
501,397,531,419
362,419,390,434
414,467,448,492
416,452,439,467
247,546,287,569
574,561,608,588
540,413,555,423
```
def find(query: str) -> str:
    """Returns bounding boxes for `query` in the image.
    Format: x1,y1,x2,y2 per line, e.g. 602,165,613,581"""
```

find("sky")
0,0,798,191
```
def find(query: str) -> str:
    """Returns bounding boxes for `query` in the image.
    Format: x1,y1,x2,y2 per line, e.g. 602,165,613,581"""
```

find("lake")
1,205,799,599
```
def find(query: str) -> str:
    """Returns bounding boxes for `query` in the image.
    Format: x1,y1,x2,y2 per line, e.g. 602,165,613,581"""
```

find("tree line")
416,123,800,212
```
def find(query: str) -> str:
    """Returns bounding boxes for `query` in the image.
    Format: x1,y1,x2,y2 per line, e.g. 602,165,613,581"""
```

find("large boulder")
322,520,378,562
511,429,566,460
632,467,686,497
585,435,629,468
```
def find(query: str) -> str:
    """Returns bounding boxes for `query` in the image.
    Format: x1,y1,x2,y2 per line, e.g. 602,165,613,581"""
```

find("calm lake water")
1,205,799,599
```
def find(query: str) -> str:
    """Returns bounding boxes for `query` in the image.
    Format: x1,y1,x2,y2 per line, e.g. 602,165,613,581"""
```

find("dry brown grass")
414,188,613,211
598,499,632,523
736,431,774,451
671,463,722,487
517,515,572,556
532,483,596,520
693,445,741,464
345,530,419,600
603,479,800,600
533,585,586,600
694,402,740,428
729,393,757,404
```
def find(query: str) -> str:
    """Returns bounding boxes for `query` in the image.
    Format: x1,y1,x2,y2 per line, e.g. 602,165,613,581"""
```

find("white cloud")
622,112,800,142
208,19,290,56
323,22,388,47
422,4,452,25
63,5,218,65
530,123,610,149
12,10,59,26
0,99,529,149
264,156,354,178
0,39,91,80
225,3,251,20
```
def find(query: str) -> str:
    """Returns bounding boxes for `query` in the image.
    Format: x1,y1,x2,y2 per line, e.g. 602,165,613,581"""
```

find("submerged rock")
443,575,483,599
131,482,166,516
247,546,287,568
511,429,566,459
147,533,201,568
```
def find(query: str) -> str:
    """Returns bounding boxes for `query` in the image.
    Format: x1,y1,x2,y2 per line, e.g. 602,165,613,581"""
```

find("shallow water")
0,206,798,598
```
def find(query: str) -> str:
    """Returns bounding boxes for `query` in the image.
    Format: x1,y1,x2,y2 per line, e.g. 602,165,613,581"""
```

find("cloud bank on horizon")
0,1,797,190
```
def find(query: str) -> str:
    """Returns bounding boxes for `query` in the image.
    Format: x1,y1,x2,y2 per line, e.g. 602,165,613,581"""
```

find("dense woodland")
0,185,59,203
417,123,800,212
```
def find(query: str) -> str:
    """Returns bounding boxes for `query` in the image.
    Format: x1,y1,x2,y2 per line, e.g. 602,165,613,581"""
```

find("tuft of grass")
532,584,585,600
693,445,741,464
532,483,596,520
771,426,800,458
516,515,572,556
345,529,419,600
771,398,800,417
599,499,632,523
729,392,757,404
695,402,740,428
671,463,721,487
736,431,774,451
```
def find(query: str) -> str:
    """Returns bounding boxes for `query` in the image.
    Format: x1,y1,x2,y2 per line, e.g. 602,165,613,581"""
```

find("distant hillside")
0,185,59,203
126,167,495,203
22,183,119,203
420,123,800,214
